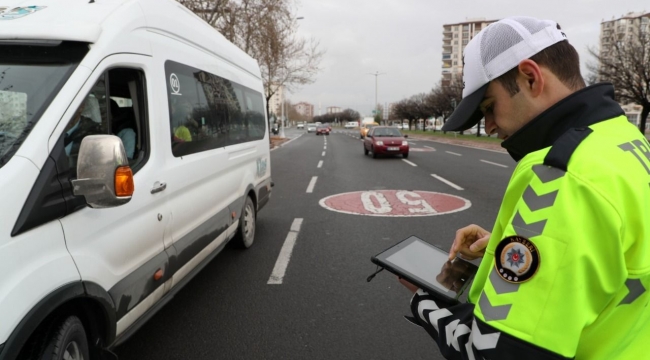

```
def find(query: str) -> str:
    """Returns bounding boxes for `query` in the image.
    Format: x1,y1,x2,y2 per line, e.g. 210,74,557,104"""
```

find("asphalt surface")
114,127,515,359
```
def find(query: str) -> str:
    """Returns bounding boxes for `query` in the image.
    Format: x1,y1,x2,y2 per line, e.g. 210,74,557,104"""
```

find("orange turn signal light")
153,269,164,281
115,166,134,197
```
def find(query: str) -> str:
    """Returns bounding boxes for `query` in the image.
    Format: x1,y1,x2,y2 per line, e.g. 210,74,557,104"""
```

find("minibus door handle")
151,182,167,194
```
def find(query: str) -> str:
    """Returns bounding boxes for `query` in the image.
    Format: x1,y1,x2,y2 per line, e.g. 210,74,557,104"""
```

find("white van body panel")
0,157,80,343
59,54,170,323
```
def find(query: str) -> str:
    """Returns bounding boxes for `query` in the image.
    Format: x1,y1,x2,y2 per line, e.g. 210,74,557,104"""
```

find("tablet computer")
371,235,479,304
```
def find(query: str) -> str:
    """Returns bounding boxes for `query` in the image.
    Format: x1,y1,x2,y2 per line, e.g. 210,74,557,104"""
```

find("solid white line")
431,174,464,190
317,160,323,168
480,159,508,168
425,146,436,151
306,176,318,193
402,159,417,167
446,151,462,156
268,218,304,284
322,151,326,156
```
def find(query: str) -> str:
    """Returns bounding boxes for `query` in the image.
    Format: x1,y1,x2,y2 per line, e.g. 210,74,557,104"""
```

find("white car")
307,124,317,133
344,122,356,129
0,0,272,356
297,122,304,129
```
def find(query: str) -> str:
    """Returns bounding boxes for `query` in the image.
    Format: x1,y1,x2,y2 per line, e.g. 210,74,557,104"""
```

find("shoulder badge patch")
494,236,540,283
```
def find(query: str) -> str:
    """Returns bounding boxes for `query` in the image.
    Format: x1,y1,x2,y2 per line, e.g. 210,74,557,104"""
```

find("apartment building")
326,106,342,114
267,83,285,117
293,101,314,119
599,11,650,65
442,18,497,87
599,11,649,130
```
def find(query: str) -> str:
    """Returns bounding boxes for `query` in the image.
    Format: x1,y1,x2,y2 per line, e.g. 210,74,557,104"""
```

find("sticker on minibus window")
0,6,46,20
170,73,182,96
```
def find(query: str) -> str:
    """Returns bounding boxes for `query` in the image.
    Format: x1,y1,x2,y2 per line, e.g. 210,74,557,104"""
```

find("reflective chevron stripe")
619,278,646,305
478,291,512,321
512,211,547,237
489,268,520,294
532,164,565,183
523,185,558,211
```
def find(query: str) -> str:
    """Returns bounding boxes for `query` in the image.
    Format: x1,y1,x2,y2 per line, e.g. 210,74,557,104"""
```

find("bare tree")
588,20,650,134
177,0,324,118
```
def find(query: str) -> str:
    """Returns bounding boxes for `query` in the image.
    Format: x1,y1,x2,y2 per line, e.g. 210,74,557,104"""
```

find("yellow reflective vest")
470,115,650,358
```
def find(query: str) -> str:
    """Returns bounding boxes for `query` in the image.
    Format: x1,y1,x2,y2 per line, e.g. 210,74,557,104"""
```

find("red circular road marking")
319,190,471,217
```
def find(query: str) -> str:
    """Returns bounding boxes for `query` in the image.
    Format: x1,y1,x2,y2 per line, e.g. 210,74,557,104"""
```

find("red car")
363,126,409,158
316,125,330,135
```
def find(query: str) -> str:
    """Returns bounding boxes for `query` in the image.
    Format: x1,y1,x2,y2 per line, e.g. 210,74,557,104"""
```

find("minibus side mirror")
72,135,134,208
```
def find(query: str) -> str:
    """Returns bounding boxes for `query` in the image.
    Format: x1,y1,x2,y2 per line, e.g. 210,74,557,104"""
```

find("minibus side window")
62,68,148,177
165,60,267,157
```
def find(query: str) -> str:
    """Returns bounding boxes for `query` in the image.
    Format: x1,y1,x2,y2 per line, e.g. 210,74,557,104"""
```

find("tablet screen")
373,236,478,300
385,240,453,294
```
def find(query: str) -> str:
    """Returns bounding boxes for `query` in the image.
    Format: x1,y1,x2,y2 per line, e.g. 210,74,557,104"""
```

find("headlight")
402,141,408,146
376,141,384,146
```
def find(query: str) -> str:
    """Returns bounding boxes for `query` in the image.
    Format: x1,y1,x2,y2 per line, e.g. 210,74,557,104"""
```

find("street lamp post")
368,71,385,121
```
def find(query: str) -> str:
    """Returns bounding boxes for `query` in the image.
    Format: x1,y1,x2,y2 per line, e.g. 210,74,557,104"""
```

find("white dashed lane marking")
446,151,462,156
306,176,318,193
402,159,417,167
431,174,464,190
267,218,304,284
480,160,508,168
317,160,323,168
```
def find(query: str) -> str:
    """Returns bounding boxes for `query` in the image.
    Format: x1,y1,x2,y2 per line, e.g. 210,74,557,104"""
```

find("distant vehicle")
364,126,409,158
307,124,317,133
359,122,379,138
345,121,358,129
324,123,332,131
271,124,279,135
297,122,305,129
465,126,492,136
316,125,330,136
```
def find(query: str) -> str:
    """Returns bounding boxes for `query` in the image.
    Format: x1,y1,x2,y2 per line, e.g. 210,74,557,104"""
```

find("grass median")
402,130,503,144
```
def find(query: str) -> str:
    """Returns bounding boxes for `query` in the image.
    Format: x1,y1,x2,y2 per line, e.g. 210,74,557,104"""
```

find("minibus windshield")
0,41,88,169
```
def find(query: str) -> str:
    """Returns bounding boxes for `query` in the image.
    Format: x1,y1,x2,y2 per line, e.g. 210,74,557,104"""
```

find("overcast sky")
290,0,648,117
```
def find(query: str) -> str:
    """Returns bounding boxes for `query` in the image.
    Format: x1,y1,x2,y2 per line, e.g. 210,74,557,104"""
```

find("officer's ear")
517,59,544,98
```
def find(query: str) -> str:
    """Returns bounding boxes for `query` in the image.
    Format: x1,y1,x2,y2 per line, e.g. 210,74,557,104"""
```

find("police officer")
401,16,650,359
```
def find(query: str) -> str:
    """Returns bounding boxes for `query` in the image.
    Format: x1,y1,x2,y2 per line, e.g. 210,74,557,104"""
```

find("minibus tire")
234,197,256,249
41,316,89,360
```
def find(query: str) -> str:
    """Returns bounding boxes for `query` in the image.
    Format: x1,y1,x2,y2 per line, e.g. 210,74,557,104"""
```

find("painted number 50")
361,191,437,214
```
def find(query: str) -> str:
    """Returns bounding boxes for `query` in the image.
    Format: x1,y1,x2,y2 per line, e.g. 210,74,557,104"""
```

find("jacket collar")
501,83,624,162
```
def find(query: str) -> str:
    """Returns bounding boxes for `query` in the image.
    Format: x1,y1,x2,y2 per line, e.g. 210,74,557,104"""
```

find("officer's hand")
448,224,491,260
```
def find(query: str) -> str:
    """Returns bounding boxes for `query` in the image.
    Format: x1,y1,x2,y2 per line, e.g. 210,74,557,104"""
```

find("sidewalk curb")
270,133,303,152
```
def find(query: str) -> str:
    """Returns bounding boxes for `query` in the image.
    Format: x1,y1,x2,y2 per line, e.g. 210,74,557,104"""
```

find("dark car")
363,126,409,158
316,125,330,135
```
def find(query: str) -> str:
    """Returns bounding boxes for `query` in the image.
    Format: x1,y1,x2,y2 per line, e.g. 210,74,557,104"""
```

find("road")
114,127,516,359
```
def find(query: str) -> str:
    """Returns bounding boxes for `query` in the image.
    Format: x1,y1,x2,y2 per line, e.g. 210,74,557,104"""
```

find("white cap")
442,16,567,132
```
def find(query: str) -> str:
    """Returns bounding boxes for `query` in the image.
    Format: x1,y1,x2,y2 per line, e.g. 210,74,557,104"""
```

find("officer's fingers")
449,225,481,260
469,234,490,253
